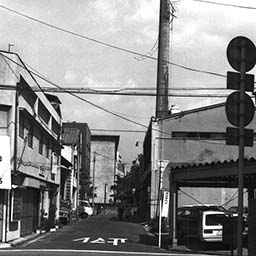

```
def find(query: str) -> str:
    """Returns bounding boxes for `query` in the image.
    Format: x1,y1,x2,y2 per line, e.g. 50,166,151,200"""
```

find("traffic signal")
225,36,256,147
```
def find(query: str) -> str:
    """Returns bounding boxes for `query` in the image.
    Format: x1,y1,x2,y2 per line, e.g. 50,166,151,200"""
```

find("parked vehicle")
78,200,93,218
177,205,228,246
59,200,71,225
227,206,248,225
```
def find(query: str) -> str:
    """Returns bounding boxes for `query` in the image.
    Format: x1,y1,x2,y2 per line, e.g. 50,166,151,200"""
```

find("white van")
177,205,227,244
201,210,225,242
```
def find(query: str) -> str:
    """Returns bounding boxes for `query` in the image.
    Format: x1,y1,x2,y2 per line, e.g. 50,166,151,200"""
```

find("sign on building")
0,136,11,189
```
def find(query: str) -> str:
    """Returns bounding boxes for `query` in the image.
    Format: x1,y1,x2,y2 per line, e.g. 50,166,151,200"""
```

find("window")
19,113,25,138
39,134,43,154
27,123,34,148
206,214,224,226
45,139,49,158
172,131,226,140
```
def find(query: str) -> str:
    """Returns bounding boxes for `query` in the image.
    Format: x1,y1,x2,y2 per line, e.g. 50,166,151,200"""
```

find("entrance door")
20,188,40,236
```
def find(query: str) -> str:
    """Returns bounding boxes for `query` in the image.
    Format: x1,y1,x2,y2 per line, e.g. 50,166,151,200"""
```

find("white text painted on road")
73,237,128,246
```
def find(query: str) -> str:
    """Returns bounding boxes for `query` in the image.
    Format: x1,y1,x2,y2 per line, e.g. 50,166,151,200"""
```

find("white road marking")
107,238,127,246
0,249,213,256
90,238,105,244
73,237,128,246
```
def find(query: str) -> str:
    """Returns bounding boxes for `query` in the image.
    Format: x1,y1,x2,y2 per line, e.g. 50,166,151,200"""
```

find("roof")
171,156,256,170
170,157,256,188
62,128,80,145
162,102,226,121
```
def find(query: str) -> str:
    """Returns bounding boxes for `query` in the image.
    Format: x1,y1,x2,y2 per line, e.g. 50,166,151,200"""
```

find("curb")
10,226,62,248
10,231,48,247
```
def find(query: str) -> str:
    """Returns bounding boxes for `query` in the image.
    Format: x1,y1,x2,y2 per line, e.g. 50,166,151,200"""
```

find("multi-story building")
91,135,119,206
0,52,62,242
60,127,81,210
62,122,91,200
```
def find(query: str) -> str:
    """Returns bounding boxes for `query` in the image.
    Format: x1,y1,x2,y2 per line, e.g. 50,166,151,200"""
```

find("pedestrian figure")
118,204,124,220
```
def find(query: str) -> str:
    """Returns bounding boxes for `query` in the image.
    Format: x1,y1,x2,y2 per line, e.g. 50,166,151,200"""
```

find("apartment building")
0,52,62,242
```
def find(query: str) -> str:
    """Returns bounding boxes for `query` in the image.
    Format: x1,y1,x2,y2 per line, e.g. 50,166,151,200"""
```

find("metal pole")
158,161,163,248
237,39,246,256
92,152,95,213
76,143,81,220
104,183,107,215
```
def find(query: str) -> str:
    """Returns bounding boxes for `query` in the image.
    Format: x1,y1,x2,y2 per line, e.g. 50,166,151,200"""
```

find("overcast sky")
0,0,256,166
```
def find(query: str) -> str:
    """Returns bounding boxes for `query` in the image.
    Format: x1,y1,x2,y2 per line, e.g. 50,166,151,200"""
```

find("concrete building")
143,102,256,219
91,135,119,206
62,122,91,200
60,127,81,210
0,52,62,242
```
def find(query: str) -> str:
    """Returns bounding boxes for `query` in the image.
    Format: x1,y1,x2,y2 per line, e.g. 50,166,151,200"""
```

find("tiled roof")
171,157,256,170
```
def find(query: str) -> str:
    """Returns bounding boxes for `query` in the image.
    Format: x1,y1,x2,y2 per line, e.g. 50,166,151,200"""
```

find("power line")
32,88,232,98
91,129,146,133
2,53,246,143
0,83,253,98
0,4,226,79
194,0,256,10
0,52,175,136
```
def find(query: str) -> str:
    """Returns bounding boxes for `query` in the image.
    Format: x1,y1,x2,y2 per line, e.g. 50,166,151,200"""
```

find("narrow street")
17,214,167,253
0,214,223,256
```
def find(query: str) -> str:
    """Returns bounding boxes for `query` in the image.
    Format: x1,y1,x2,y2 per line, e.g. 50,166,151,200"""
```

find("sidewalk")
0,227,58,249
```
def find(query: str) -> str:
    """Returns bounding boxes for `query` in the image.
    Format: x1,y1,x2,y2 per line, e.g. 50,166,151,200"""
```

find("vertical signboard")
162,191,169,218
0,136,11,189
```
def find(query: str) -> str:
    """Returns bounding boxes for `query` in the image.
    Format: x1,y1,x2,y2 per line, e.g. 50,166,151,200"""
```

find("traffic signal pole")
226,36,256,256
237,39,246,256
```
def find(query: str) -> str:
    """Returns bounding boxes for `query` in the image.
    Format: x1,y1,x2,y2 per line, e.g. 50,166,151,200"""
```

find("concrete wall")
91,141,116,204
150,103,256,218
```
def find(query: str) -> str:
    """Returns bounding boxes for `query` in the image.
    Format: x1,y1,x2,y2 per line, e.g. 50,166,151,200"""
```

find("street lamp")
8,43,14,52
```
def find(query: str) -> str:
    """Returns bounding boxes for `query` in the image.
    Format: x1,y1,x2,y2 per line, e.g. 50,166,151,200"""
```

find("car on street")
78,200,93,218
59,200,72,225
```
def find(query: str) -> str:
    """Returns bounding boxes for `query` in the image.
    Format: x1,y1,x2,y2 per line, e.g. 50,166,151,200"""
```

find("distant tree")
111,154,144,205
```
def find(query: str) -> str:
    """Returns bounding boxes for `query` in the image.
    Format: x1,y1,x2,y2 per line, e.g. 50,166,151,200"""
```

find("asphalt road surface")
0,214,234,255
21,214,167,253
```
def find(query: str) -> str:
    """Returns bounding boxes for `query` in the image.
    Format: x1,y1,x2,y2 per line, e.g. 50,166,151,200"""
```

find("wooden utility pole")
155,0,170,118
155,0,171,249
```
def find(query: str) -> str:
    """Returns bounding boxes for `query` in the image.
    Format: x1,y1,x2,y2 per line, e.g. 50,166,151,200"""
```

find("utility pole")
155,0,171,249
155,0,170,118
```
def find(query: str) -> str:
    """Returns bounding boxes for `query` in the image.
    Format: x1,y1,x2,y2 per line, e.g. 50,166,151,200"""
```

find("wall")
91,141,116,204
150,103,256,218
0,52,62,241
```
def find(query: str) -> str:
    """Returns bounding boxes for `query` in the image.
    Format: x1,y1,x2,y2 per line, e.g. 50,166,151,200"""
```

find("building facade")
61,127,81,210
91,135,119,206
62,123,91,200
144,102,256,219
0,52,62,242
